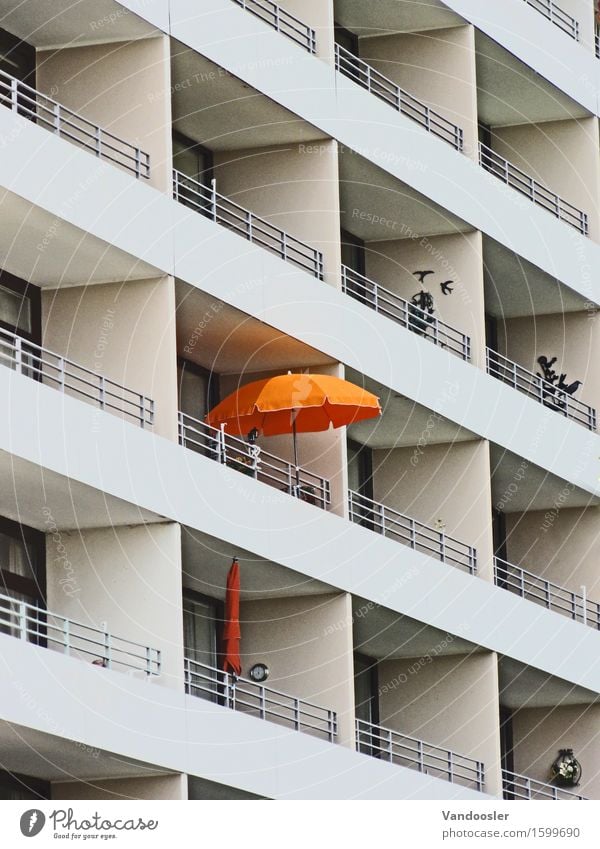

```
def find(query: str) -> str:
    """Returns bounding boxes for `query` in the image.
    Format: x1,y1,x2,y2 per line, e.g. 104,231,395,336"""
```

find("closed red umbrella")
222,558,241,677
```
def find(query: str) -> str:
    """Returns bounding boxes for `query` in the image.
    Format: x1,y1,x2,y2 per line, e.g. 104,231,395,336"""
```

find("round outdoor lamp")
248,663,269,683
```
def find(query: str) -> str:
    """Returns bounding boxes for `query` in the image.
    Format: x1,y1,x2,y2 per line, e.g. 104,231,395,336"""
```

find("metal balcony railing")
356,719,485,792
173,170,324,280
334,43,464,151
486,348,596,431
179,411,331,510
348,490,477,574
232,0,316,53
0,69,150,179
0,326,154,428
1,326,154,426
502,768,586,800
479,143,588,235
0,591,161,675
185,657,337,741
523,0,579,39
596,23,599,58
341,265,471,361
494,557,600,630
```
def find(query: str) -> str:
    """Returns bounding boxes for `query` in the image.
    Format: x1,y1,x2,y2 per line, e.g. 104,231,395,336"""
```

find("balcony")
495,557,600,630
356,719,485,792
185,658,337,741
0,70,150,180
0,326,154,429
334,44,464,152
178,412,331,510
173,171,324,280
503,768,586,800
479,143,588,235
341,265,471,361
486,348,596,431
523,0,579,40
0,591,161,676
232,0,316,53
348,490,477,574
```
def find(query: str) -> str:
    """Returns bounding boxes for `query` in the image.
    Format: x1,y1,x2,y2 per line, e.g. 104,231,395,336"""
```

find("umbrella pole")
292,414,300,491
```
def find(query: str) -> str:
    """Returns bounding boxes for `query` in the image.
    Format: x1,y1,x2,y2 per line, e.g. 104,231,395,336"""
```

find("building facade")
0,0,598,801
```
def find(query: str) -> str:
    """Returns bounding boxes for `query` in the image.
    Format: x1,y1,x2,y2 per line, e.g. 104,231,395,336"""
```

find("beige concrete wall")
240,592,355,746
36,36,172,192
497,311,600,417
45,523,184,689
52,773,187,800
219,363,349,518
505,506,600,599
214,140,342,289
360,25,479,158
378,652,502,797
278,0,334,61
365,231,486,368
372,439,494,581
512,704,600,800
42,277,178,440
491,118,600,242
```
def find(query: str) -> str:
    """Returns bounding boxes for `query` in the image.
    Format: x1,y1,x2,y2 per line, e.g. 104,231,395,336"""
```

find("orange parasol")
206,373,381,485
222,558,241,677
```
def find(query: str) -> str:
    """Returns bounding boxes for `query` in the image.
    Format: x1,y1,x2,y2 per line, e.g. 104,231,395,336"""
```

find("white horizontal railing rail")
479,143,588,235
502,768,586,800
341,265,471,361
524,0,579,39
178,411,331,510
356,718,485,792
0,69,150,179
0,591,160,675
348,489,477,574
334,43,464,151
0,326,154,428
486,348,596,431
494,557,600,629
173,171,324,280
185,657,337,741
231,0,316,53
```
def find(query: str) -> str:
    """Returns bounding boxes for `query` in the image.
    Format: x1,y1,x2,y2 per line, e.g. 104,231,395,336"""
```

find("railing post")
18,601,27,640
519,568,526,598
448,752,454,784
57,356,66,393
63,617,70,655
139,395,146,429
104,628,111,669
432,316,440,347
211,178,217,222
219,423,227,464
134,147,141,179
98,375,106,411
512,360,518,389
145,645,151,676
439,532,446,563
10,77,18,112
544,579,551,609
14,334,22,375
281,231,287,262
173,171,179,202
328,710,335,742
53,101,60,135
247,208,253,242
294,697,300,731
259,685,266,720
580,585,587,626
95,125,102,159
416,738,424,772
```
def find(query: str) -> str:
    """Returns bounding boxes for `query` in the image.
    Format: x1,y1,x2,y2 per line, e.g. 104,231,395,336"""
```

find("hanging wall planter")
550,749,582,788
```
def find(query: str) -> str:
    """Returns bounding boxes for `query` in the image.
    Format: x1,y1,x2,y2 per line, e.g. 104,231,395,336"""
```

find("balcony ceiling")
0,1,156,48
334,0,464,37
0,449,164,531
476,32,589,127
347,370,477,448
499,657,600,708
171,42,328,152
483,236,589,318
352,595,479,659
175,281,335,374
182,527,335,601
0,190,160,287
0,720,174,782
339,145,471,242
490,445,600,513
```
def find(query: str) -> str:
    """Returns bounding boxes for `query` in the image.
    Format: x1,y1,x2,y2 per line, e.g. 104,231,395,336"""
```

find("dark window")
0,516,45,606
334,24,359,56
354,653,379,725
348,438,374,501
173,132,214,188
0,270,41,344
500,708,515,799
478,122,492,148
0,28,35,85
341,229,366,276
183,589,224,703
0,770,49,800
